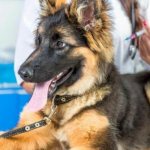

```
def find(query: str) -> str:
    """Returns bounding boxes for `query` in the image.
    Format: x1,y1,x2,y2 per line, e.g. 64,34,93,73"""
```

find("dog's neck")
44,84,111,126
43,63,117,127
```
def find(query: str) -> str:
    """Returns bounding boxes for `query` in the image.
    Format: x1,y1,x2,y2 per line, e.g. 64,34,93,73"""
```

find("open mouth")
48,68,74,97
55,68,74,87
24,68,74,112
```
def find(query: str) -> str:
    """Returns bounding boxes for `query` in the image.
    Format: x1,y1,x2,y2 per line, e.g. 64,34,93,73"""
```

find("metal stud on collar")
35,123,40,128
25,126,31,131
61,97,66,102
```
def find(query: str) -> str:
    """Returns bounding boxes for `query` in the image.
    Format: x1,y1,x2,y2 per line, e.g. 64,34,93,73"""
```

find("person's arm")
139,0,150,64
139,25,150,64
14,0,40,93
21,82,34,94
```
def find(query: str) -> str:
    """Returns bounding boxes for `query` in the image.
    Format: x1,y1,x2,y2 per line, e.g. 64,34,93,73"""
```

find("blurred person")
14,0,150,93
14,0,40,93
113,0,150,74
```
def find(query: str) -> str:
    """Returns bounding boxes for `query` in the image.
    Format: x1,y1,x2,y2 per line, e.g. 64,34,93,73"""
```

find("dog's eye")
56,41,66,49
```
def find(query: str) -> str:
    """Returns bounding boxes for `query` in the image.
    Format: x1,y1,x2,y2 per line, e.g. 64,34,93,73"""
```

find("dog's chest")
56,128,70,149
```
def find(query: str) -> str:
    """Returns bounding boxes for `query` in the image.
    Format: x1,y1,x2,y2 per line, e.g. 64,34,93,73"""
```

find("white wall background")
0,0,24,63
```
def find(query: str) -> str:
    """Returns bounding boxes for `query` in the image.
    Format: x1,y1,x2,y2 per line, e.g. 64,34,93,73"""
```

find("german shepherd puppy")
1,0,150,149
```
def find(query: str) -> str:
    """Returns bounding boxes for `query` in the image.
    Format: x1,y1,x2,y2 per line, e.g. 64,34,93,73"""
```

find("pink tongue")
25,80,52,112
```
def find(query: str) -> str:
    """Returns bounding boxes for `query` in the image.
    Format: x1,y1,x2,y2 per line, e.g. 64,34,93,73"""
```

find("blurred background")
0,0,23,83
0,0,31,130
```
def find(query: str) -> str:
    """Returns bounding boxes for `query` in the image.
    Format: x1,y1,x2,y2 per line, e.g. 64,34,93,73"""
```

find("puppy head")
19,0,113,96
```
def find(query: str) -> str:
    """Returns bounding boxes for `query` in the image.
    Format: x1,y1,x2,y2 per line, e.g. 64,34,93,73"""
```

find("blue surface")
0,64,16,83
0,90,31,131
0,63,31,131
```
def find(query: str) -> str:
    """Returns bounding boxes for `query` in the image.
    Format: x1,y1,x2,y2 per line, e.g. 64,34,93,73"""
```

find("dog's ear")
55,0,67,9
39,0,66,17
68,0,101,31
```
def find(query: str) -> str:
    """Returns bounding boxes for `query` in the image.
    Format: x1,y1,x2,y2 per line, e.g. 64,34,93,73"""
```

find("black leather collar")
0,120,47,138
54,95,79,105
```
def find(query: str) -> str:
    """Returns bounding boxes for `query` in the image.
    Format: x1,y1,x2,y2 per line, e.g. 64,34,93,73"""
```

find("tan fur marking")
85,29,113,63
117,143,125,150
40,0,67,17
56,27,79,46
145,82,150,103
38,26,45,33
57,47,101,96
55,0,66,9
52,86,111,125
57,110,109,149
40,0,55,16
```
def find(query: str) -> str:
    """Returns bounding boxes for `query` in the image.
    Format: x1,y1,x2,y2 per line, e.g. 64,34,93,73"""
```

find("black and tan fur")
1,0,150,149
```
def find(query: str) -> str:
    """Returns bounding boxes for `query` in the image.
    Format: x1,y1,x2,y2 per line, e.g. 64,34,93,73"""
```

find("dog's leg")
0,111,64,150
62,110,118,150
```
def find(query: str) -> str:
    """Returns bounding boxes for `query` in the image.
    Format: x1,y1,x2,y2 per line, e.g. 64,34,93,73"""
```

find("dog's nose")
18,67,34,80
